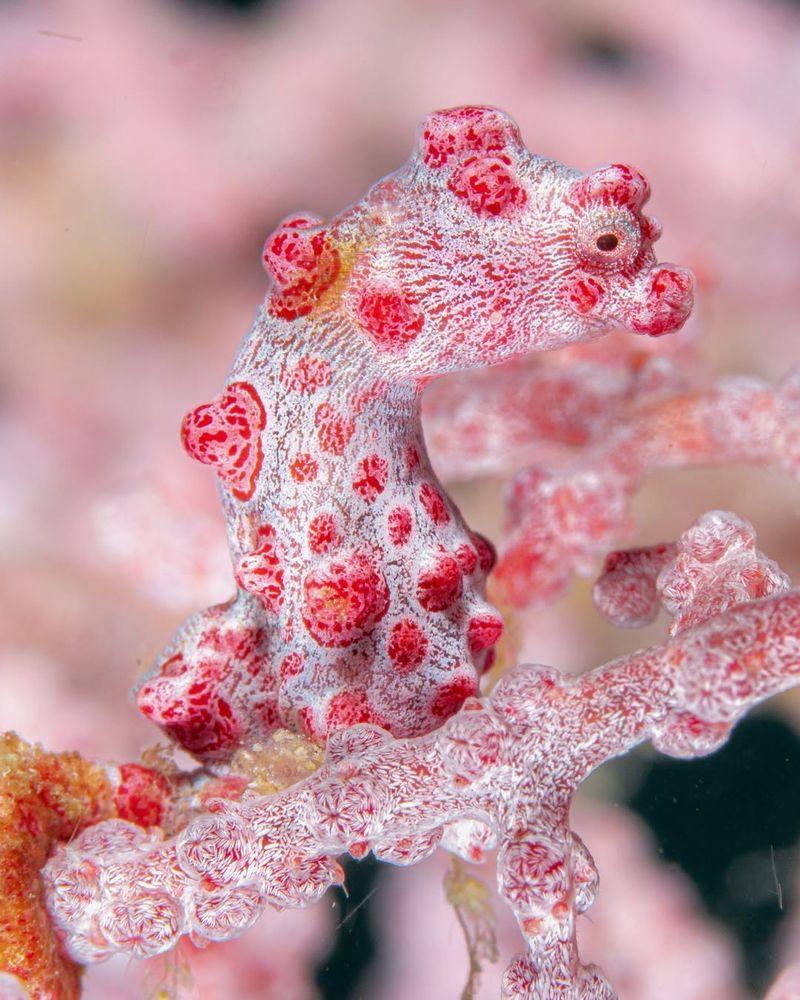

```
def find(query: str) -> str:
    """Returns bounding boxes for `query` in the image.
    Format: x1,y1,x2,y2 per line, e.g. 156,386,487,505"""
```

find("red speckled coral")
137,106,693,761
493,370,800,608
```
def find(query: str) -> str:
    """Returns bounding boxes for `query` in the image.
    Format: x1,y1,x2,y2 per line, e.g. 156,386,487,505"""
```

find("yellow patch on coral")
0,733,116,1000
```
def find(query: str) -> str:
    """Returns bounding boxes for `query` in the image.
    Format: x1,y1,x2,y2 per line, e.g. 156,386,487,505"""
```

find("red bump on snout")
627,266,694,337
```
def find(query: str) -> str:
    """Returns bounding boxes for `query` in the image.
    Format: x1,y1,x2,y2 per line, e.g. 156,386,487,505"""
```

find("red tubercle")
419,483,450,525
416,552,463,612
387,619,429,673
235,526,285,614
569,163,650,211
325,690,380,731
448,155,527,219
308,513,341,554
263,215,322,278
566,275,607,316
641,215,662,244
289,453,319,483
467,614,505,654
430,675,479,719
388,506,413,545
470,531,497,574
280,356,332,395
628,266,694,337
353,454,389,502
279,652,305,679
356,287,424,351
140,687,245,758
455,543,478,576
264,218,341,321
137,609,273,758
181,381,266,501
421,106,521,169
113,764,172,828
302,551,390,647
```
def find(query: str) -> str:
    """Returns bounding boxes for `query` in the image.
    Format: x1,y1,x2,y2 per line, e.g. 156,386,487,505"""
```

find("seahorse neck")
223,304,430,563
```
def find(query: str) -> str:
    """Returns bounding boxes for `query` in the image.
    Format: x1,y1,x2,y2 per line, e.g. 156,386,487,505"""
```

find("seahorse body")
136,106,693,761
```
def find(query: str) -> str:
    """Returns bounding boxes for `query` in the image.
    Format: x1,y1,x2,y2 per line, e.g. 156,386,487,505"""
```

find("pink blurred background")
2,0,800,997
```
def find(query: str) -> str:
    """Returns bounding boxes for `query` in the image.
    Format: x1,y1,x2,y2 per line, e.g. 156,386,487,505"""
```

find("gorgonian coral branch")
593,509,791,634
493,369,800,607
423,336,688,481
44,512,800,999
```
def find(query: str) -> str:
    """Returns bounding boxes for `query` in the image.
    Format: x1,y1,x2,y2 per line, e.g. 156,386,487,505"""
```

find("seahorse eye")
595,233,619,252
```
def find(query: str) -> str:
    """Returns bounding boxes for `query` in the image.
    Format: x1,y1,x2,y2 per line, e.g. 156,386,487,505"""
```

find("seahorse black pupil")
596,233,619,252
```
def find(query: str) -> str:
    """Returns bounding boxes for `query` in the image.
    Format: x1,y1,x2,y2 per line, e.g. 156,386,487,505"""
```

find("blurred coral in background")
2,0,800,997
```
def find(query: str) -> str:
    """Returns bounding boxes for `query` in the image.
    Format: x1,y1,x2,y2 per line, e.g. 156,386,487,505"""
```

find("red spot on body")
280,356,332,394
356,287,423,351
455,544,478,576
388,619,429,673
353,454,389,502
419,483,450,525
181,382,266,501
257,698,280,731
302,551,390,647
308,512,340,554
315,403,356,456
279,652,304,679
388,506,413,545
417,553,463,612
289,453,318,482
308,514,341,555
567,275,606,316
